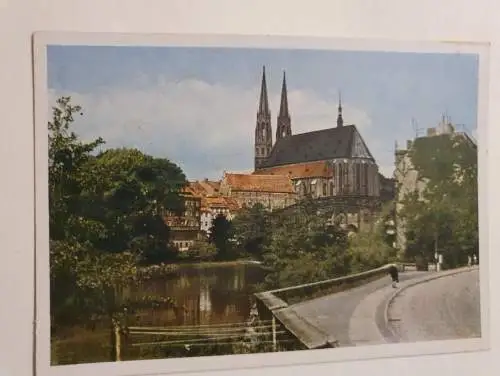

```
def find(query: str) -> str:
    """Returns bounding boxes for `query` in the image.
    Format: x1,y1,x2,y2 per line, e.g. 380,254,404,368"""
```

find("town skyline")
47,45,479,180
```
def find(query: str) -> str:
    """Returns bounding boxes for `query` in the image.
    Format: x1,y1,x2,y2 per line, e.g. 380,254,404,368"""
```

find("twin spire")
257,65,344,131
257,66,289,118
257,66,291,142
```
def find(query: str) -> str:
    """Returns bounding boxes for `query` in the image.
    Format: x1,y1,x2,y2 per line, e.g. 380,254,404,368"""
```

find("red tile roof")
186,179,221,197
223,173,295,193
256,161,334,179
201,196,241,212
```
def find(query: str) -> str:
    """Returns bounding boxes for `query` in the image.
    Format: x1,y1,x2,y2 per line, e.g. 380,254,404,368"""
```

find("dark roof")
259,124,375,168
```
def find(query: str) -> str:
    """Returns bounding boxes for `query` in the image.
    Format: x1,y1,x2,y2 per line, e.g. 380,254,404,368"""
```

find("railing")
258,263,398,306
254,263,399,349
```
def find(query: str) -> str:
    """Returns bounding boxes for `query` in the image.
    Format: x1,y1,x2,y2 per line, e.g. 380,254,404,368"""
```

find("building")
379,173,396,203
200,196,241,235
219,172,297,211
163,186,202,251
251,66,385,231
189,179,221,197
394,116,477,253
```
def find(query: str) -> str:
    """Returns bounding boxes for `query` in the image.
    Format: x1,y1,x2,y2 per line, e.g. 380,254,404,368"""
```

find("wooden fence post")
272,316,277,352
110,319,122,362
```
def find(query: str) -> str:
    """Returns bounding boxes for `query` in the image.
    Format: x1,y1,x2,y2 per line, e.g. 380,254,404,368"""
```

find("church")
220,66,393,232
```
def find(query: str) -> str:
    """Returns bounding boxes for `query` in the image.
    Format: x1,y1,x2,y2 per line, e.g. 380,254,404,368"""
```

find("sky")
47,45,479,180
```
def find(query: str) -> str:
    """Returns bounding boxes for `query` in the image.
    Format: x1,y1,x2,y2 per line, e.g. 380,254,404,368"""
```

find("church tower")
337,92,344,127
255,66,273,170
276,71,292,141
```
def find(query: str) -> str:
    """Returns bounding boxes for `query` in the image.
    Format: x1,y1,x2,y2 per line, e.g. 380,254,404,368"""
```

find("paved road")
386,268,481,342
289,271,431,346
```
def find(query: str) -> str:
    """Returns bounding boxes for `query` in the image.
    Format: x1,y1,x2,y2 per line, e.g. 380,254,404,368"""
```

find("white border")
33,31,491,376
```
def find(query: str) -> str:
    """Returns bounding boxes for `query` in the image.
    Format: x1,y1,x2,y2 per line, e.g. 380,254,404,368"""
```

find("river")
52,262,267,365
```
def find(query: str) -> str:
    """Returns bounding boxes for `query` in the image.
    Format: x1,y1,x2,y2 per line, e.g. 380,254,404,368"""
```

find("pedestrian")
468,255,472,267
388,264,399,288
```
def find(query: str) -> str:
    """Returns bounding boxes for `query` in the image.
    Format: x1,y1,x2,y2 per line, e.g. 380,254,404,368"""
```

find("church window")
356,163,361,194
323,182,327,196
338,164,343,193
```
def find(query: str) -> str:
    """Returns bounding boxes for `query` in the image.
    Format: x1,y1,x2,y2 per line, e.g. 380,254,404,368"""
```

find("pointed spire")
279,70,289,117
337,91,344,127
258,65,270,114
276,70,292,141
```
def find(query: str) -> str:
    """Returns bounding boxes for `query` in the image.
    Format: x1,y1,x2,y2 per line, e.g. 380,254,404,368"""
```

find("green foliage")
231,203,272,260
49,96,105,242
260,213,350,289
400,133,478,268
49,96,187,337
209,213,234,260
183,240,217,261
80,147,187,263
347,223,396,273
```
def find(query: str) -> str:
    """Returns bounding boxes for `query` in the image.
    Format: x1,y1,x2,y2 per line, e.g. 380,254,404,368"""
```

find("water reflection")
129,263,265,327
52,263,266,365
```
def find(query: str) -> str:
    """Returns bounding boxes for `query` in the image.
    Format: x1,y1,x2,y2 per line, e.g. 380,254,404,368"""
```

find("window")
356,163,361,194
339,164,344,193
323,182,327,196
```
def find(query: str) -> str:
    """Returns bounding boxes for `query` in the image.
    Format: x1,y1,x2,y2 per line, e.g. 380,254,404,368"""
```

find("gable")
350,130,374,159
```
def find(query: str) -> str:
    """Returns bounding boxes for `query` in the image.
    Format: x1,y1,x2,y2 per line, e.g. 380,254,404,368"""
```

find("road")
289,271,431,347
385,268,481,342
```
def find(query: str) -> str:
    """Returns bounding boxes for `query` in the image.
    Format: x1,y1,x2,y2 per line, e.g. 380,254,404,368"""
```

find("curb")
383,266,478,341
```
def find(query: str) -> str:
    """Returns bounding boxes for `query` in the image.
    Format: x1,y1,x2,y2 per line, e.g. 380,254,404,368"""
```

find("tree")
209,213,233,260
48,97,183,361
260,212,349,289
79,147,187,263
347,206,396,273
48,96,105,242
231,203,271,259
399,133,478,269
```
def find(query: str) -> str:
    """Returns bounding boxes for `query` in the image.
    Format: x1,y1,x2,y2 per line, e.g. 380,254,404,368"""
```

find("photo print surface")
33,33,489,376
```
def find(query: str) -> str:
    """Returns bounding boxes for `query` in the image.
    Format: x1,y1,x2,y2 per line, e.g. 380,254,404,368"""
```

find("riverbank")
137,259,263,279
174,259,262,268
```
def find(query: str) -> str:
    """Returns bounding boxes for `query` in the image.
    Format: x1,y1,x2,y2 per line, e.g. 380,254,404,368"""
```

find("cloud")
49,77,383,180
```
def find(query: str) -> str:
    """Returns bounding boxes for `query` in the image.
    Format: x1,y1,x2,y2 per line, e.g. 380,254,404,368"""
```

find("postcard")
33,32,490,376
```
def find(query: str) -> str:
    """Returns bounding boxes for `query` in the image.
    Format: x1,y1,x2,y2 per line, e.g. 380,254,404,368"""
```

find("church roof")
223,173,295,193
259,124,375,169
255,160,334,179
